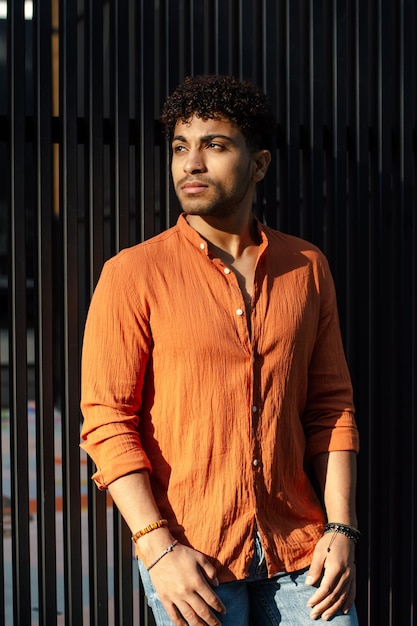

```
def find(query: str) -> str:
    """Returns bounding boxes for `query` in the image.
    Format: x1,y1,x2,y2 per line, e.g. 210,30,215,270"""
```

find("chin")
181,203,225,217
182,207,211,216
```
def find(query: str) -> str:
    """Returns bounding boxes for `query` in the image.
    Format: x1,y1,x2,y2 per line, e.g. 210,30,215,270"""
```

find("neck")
186,213,260,258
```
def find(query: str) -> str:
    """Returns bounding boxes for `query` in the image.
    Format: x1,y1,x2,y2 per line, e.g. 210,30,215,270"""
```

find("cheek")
171,161,181,183
210,160,242,184
229,163,252,189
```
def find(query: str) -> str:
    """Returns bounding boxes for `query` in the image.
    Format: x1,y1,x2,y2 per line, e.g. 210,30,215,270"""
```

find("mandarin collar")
177,212,269,256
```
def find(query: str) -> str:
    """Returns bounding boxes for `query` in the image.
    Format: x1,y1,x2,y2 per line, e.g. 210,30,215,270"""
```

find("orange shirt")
80,214,359,581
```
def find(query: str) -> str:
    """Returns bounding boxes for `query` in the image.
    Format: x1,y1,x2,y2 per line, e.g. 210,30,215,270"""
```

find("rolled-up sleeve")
302,255,359,459
80,257,152,489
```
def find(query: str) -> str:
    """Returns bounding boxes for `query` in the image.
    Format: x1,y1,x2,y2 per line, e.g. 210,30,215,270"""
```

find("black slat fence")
0,1,416,624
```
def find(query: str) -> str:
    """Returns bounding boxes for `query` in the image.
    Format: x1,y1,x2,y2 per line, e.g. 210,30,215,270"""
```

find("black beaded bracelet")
324,522,361,545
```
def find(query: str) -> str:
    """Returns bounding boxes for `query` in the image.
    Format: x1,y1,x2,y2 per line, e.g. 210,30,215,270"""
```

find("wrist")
131,519,168,543
324,509,357,530
146,540,178,571
134,527,176,564
324,522,360,545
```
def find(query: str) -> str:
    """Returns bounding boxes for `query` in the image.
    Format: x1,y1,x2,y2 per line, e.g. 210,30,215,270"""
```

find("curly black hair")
160,75,276,152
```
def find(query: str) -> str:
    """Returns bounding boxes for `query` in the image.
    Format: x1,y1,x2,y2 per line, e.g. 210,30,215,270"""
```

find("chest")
144,256,319,360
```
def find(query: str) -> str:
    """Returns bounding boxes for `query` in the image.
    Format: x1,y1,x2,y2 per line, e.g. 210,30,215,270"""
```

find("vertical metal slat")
59,0,83,622
303,0,325,246
391,1,414,620
110,0,130,254
262,0,279,229
346,2,370,619
8,0,31,622
84,1,108,624
136,0,156,243
280,0,300,235
33,0,58,623
109,1,133,623
329,0,348,328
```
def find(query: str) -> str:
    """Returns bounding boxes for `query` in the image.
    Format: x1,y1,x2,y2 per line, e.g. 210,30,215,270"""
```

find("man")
81,75,359,625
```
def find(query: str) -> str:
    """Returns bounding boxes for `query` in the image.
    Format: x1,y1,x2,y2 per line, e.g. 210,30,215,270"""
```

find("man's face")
171,115,256,218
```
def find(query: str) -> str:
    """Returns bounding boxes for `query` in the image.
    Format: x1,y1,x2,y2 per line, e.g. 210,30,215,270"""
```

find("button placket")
251,351,262,519
208,252,251,349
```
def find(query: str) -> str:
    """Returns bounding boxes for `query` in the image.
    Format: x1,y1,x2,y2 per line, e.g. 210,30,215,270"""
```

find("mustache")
176,176,214,187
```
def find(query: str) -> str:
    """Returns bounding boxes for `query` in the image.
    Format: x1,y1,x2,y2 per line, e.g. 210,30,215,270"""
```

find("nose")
183,148,207,174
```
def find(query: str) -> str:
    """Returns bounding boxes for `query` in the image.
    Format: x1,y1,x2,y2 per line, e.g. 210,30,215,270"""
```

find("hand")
305,532,356,621
148,542,226,625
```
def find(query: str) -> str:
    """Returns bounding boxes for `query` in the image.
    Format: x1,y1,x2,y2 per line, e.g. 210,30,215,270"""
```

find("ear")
251,150,272,182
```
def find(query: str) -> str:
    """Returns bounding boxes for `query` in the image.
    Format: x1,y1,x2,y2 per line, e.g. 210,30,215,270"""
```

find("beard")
175,167,252,218
179,191,245,217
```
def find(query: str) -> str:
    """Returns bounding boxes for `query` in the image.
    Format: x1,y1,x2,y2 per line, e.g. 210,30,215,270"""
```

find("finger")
309,578,352,621
196,582,226,615
341,575,356,614
196,562,226,613
315,590,348,621
163,601,189,626
313,584,353,621
170,565,226,617
307,571,340,606
164,594,223,626
176,596,222,626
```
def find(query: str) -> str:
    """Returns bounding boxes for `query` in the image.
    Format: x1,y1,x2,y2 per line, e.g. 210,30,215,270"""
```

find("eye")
173,144,187,153
207,142,224,150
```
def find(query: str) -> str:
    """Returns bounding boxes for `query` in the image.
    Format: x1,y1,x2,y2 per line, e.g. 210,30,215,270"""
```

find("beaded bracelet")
324,522,361,545
131,519,168,544
147,540,178,571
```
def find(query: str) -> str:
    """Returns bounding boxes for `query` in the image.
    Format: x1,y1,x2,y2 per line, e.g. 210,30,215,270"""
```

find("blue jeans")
137,533,359,625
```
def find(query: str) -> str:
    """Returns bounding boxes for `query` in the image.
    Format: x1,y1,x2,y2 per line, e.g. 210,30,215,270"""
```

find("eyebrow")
172,133,237,145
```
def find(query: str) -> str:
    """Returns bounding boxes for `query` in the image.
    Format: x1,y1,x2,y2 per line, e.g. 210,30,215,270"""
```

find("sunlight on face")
171,115,255,219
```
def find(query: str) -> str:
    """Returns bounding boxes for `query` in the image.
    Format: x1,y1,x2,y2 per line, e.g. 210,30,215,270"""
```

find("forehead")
172,114,243,142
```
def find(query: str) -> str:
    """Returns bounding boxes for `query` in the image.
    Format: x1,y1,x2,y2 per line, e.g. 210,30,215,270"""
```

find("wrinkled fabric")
80,213,359,582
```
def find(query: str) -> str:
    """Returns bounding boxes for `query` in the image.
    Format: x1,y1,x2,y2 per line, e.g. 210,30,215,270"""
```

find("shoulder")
110,224,181,266
100,224,185,286
262,224,329,269
263,224,319,253
91,224,182,304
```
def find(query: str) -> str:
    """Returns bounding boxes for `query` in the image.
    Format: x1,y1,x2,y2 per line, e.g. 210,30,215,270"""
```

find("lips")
181,181,208,194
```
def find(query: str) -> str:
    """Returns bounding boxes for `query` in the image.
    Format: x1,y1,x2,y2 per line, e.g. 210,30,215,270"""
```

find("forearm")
108,471,174,563
312,450,358,527
108,471,225,624
306,450,358,620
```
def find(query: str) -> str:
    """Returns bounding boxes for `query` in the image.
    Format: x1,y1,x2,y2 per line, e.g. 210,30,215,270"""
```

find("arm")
299,255,359,619
108,471,226,626
81,261,225,624
306,450,358,621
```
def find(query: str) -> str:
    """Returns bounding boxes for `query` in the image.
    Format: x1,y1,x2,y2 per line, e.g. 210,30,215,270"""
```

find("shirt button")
199,243,205,250
236,308,244,316
252,405,258,413
253,459,259,467
224,267,231,274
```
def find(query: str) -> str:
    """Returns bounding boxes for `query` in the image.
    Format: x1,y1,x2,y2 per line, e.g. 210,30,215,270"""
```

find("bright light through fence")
0,1,33,20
